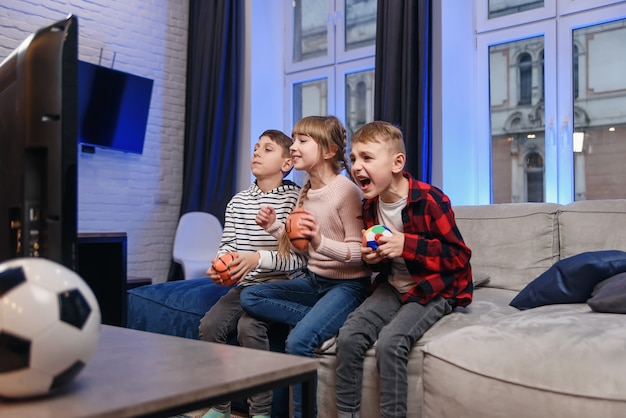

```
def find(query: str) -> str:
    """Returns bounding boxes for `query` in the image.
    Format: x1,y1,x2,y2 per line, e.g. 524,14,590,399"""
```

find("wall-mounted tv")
78,60,153,154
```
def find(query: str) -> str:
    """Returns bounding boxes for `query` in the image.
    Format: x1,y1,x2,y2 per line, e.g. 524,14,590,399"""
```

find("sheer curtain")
374,0,432,182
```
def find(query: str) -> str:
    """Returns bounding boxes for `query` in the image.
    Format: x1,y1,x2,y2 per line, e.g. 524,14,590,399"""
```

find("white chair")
172,211,223,279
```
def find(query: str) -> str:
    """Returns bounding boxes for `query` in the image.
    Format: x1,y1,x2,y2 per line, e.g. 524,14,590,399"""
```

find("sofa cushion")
453,203,560,292
510,250,626,310
588,272,626,313
316,287,520,418
559,199,626,259
472,271,490,287
422,304,626,418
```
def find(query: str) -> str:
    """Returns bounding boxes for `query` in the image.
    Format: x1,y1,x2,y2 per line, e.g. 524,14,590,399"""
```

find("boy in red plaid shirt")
336,121,473,418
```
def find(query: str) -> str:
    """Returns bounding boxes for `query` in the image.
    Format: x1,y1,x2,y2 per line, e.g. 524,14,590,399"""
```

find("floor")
173,409,247,418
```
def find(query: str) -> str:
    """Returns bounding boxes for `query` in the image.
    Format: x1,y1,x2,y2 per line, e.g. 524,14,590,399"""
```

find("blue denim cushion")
510,250,626,310
127,278,230,339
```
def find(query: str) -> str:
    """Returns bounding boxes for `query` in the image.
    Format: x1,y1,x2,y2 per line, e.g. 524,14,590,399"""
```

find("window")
284,0,376,148
488,0,545,19
518,53,532,105
476,0,626,203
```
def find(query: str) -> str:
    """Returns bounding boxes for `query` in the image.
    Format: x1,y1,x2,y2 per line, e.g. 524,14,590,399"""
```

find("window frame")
475,0,556,33
476,20,559,202
334,56,375,132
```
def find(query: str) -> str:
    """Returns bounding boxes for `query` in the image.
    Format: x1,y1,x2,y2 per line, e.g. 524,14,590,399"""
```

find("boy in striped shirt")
199,129,306,418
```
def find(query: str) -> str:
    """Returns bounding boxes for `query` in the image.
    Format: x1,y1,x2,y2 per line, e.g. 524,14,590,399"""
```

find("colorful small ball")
286,208,311,251
362,225,392,250
212,253,239,285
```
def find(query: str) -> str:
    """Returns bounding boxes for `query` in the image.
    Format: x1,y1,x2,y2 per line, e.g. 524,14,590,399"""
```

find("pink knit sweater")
269,174,371,280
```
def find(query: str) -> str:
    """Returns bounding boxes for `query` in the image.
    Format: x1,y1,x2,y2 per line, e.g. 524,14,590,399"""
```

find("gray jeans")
199,286,273,416
335,282,453,418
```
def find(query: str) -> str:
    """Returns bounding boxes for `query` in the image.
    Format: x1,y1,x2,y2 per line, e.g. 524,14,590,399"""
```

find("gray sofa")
315,199,626,418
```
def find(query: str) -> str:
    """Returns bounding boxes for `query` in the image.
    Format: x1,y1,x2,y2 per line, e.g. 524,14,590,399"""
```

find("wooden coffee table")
0,325,318,417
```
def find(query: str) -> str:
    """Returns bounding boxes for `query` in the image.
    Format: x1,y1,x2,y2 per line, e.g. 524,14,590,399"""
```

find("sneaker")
201,407,231,418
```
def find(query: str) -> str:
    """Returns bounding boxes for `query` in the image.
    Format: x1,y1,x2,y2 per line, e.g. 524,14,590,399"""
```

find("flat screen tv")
78,60,153,154
0,15,78,270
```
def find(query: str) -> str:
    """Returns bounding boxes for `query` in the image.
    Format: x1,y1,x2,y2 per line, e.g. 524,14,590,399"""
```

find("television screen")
78,61,153,154
0,15,78,269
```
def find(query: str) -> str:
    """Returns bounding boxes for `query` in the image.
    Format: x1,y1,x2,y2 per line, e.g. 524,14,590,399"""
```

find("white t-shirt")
378,196,414,293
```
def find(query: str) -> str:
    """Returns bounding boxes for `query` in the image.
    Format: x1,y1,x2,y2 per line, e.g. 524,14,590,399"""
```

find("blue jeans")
240,272,371,418
335,282,453,418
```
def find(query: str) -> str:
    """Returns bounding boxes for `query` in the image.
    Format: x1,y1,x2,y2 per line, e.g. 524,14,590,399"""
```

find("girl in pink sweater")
241,115,371,418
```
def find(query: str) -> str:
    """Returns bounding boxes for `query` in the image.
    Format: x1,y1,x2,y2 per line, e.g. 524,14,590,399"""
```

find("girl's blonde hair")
279,115,350,255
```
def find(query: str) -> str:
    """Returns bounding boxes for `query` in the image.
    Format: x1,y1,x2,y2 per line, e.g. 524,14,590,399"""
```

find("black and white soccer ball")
0,257,101,398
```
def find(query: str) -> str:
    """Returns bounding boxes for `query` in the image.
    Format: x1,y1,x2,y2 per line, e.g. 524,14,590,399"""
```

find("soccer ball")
362,225,392,250
212,252,239,285
0,257,101,398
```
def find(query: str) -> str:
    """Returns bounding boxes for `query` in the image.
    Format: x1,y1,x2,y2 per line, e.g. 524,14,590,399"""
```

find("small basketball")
362,225,392,250
286,208,311,251
212,252,238,285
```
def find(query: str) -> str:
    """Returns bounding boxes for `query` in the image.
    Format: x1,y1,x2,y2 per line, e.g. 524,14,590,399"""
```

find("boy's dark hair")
260,129,293,158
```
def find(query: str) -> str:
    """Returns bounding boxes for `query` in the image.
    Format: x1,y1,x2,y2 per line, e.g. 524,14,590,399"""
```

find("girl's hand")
256,206,276,230
375,225,405,260
361,245,385,264
227,252,260,282
296,210,321,249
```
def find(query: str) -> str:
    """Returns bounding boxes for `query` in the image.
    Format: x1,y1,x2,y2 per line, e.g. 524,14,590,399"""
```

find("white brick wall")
0,0,189,283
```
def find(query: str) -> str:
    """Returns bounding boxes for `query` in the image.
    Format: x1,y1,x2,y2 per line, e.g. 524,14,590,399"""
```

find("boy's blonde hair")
352,121,406,155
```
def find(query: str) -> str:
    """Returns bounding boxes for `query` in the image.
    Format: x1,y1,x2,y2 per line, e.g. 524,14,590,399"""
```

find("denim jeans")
199,286,273,416
240,272,371,418
335,282,453,418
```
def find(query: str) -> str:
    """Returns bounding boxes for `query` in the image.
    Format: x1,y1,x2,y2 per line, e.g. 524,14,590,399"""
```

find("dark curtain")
374,0,432,182
168,0,243,281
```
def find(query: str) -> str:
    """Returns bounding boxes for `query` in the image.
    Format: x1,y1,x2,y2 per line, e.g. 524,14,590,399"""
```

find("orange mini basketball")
212,252,239,285
286,208,311,251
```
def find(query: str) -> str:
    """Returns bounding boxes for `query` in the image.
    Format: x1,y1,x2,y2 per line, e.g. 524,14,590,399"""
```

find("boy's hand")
375,225,404,259
256,206,276,230
227,252,260,282
206,265,222,284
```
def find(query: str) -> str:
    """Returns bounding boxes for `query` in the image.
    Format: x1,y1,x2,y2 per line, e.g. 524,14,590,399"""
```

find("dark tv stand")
77,232,128,327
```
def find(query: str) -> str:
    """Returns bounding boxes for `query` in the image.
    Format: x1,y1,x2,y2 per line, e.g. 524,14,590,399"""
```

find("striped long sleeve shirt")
219,180,307,286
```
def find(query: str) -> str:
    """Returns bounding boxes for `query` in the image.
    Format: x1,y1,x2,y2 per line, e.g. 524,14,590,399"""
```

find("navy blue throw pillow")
510,250,626,310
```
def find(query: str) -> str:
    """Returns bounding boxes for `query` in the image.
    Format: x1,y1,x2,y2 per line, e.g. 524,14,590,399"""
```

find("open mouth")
357,177,371,188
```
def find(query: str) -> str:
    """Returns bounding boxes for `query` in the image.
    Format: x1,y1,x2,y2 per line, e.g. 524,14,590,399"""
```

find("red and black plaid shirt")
363,172,473,307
